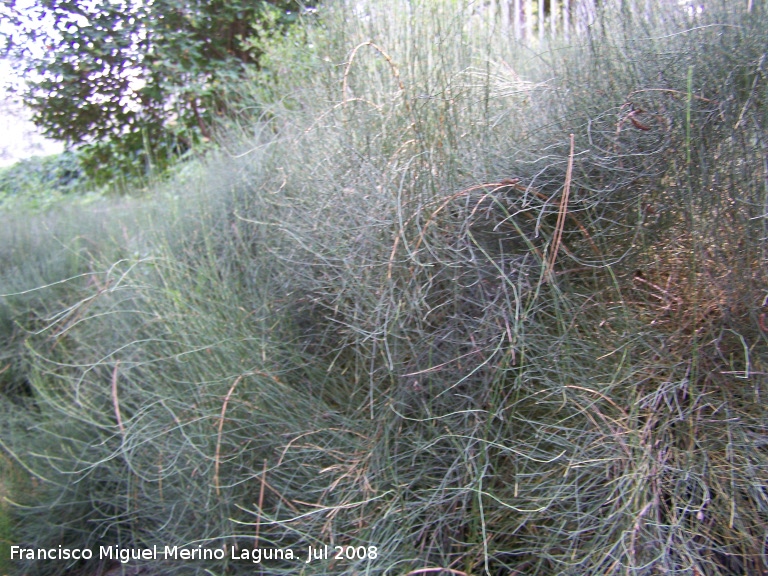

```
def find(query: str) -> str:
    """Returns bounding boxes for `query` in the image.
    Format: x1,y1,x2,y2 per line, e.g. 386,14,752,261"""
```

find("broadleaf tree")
0,0,314,181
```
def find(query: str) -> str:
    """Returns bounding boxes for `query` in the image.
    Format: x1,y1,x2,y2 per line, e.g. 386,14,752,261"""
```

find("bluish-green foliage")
1,1,767,575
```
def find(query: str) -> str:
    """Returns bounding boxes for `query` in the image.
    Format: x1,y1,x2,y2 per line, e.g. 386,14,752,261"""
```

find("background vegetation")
1,0,316,182
0,152,89,209
1,0,767,574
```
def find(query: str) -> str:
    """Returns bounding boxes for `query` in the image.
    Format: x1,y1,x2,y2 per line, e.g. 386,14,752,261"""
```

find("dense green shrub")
0,152,85,203
1,1,766,575
2,0,317,182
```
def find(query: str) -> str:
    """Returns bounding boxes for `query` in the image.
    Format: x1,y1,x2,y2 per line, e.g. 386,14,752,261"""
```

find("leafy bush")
2,1,767,575
2,0,317,181
0,152,86,206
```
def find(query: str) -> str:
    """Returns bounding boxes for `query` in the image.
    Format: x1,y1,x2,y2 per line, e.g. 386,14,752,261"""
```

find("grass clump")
2,0,767,575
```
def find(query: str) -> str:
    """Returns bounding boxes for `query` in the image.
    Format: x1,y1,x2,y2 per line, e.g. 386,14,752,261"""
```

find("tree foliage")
1,0,314,180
